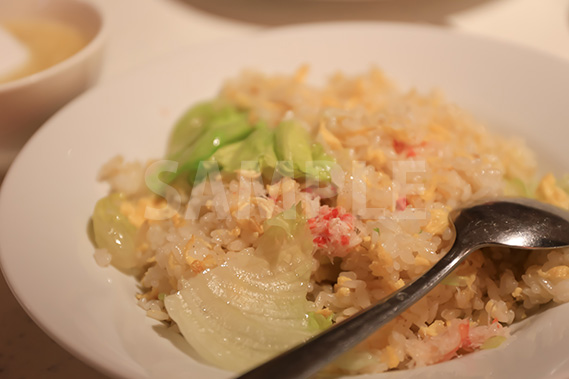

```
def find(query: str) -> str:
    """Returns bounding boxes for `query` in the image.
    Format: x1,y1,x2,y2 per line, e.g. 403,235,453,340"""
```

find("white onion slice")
165,213,315,372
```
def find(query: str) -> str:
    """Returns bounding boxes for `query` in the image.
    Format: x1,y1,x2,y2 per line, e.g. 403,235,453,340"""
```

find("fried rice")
92,67,569,375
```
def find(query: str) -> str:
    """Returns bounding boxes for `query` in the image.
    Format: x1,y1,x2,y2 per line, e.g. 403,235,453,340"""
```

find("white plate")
2,22,569,379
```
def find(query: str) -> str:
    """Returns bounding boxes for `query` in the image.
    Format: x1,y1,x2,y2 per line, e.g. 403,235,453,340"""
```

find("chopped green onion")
441,273,474,287
306,311,334,332
481,335,507,350
504,177,534,198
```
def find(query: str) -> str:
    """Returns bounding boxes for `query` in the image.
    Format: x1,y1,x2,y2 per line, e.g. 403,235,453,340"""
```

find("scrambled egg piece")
421,177,440,203
428,123,451,142
418,320,446,338
369,245,393,277
366,149,386,169
315,308,333,318
319,122,343,150
536,173,569,209
538,265,569,281
337,276,352,286
189,255,217,274
120,196,172,227
511,287,523,300
293,64,309,83
383,346,400,369
424,208,450,235
414,256,431,267
393,279,405,289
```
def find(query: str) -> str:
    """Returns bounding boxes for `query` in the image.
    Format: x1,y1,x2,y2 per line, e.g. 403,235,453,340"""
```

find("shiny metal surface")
235,198,569,379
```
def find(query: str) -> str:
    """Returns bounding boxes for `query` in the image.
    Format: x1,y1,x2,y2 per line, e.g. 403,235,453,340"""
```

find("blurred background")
0,0,568,377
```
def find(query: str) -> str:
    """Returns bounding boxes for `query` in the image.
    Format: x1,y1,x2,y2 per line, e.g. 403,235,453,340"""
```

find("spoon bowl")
450,198,569,250
237,197,569,379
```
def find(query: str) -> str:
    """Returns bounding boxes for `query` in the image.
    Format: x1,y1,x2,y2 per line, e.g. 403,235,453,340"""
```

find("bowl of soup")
0,0,106,138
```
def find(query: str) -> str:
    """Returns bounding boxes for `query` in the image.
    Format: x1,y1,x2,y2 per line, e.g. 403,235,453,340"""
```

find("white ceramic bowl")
0,0,105,137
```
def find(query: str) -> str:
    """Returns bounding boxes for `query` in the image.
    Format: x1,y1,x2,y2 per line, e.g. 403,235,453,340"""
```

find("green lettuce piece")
164,207,316,372
167,100,234,157
166,106,255,184
274,120,335,182
91,193,138,270
275,120,313,171
309,142,336,182
213,122,277,173
167,108,336,186
260,204,314,270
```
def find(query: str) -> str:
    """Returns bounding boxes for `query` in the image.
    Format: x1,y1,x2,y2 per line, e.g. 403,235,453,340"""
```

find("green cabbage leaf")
91,193,139,270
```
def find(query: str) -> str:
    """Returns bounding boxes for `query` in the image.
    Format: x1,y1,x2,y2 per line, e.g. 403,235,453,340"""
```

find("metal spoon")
235,197,569,379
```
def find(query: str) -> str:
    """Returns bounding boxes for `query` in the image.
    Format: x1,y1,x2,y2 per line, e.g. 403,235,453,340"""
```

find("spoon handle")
235,239,475,379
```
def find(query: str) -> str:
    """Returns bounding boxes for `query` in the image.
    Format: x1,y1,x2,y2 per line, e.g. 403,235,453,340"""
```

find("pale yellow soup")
0,19,88,84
